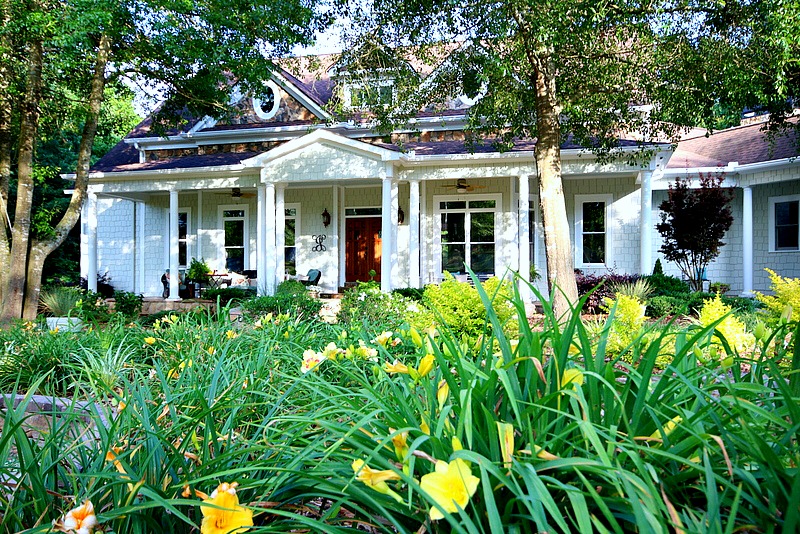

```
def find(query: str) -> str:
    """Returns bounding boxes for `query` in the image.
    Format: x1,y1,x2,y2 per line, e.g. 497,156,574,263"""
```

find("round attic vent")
252,80,281,120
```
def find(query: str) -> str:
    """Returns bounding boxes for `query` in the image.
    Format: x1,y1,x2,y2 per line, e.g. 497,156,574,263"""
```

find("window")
575,194,612,267
178,209,190,268
219,206,249,272
252,80,281,120
285,206,299,276
345,82,393,110
435,195,499,277
770,195,800,251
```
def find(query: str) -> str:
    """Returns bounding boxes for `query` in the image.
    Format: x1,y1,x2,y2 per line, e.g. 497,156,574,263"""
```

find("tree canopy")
0,0,331,322
334,0,798,316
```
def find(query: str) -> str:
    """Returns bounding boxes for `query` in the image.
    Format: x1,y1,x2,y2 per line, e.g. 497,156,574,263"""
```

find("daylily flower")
351,459,403,503
373,331,394,347
383,360,410,374
437,379,449,409
389,428,409,461
225,330,238,340
417,354,435,378
54,500,98,534
144,336,156,345
649,415,683,441
409,327,423,348
301,349,325,374
200,482,253,534
321,342,342,361
561,367,584,389
420,459,480,520
207,346,216,355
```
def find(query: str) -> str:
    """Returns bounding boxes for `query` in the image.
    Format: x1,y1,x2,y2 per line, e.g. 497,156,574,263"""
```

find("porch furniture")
207,273,232,290
300,269,322,286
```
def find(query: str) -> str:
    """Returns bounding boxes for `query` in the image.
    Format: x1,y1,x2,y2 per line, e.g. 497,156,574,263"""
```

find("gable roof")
668,119,800,169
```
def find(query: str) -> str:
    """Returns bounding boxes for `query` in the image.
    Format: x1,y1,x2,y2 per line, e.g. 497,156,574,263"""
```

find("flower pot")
46,317,83,332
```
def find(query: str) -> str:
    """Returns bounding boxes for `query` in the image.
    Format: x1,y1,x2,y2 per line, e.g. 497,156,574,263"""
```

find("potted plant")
186,257,212,297
39,287,83,332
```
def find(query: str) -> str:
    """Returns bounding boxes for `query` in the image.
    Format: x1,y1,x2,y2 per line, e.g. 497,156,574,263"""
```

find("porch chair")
301,269,322,287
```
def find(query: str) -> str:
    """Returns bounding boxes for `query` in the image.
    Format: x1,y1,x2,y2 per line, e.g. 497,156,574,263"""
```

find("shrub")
697,293,755,354
277,279,306,296
202,286,255,306
39,286,83,316
643,273,690,297
756,269,800,325
113,290,143,319
575,271,640,313
646,295,687,317
602,294,648,355
339,281,415,328
413,273,516,339
75,290,110,323
392,287,425,301
241,292,322,319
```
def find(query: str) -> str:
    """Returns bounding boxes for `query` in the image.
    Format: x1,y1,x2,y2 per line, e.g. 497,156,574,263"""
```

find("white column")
168,190,180,300
264,181,277,295
381,175,395,292
256,185,266,296
742,186,753,296
87,191,98,293
136,201,145,294
196,191,203,260
390,179,399,285
276,184,286,289
409,180,421,288
518,174,531,299
338,186,346,288
639,171,653,275
420,181,427,284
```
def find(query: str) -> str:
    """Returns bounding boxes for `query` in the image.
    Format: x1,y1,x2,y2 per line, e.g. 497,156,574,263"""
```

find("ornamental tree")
656,174,733,292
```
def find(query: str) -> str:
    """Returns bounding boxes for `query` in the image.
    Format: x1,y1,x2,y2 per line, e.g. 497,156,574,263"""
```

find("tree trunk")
533,57,579,319
22,33,112,320
0,4,14,307
0,39,42,324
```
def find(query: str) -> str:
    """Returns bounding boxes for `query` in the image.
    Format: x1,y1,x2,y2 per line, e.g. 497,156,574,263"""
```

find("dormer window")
344,80,394,110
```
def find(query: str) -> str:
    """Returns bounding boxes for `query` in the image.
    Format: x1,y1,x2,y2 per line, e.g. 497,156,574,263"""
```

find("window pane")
441,201,466,210
285,247,297,276
223,210,245,218
776,227,799,249
225,220,244,247
225,248,244,272
345,207,381,216
470,244,495,275
379,85,393,105
178,213,188,240
442,244,466,272
583,202,605,233
441,213,465,243
285,208,296,217
776,201,798,225
179,242,187,267
583,234,605,264
285,219,296,247
471,212,494,242
469,200,496,209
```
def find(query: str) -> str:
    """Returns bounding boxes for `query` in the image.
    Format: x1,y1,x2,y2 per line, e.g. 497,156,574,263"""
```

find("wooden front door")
345,217,382,282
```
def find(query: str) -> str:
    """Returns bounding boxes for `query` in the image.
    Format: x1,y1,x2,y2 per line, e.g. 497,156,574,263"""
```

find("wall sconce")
322,208,331,228
398,206,405,224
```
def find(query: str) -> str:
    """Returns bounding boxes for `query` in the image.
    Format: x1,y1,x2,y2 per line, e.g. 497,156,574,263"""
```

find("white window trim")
252,80,282,120
769,194,800,252
218,204,250,271
433,193,502,278
575,194,613,268
285,203,301,274
345,205,382,218
178,208,191,269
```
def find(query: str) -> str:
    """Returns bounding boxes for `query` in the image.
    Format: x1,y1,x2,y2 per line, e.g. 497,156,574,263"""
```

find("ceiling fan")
444,179,487,193
215,187,256,199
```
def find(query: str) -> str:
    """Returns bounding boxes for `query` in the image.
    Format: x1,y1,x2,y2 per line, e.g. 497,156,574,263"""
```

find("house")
81,58,800,300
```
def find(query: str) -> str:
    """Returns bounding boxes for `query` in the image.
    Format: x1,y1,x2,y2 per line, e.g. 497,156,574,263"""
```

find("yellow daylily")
351,459,403,503
409,327,423,348
225,330,238,340
143,337,156,345
561,367,584,389
417,354,435,378
497,422,515,468
420,419,431,435
200,482,253,534
54,500,98,534
389,428,409,461
373,331,394,347
321,342,342,361
383,360,410,374
420,459,480,520
437,379,450,409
